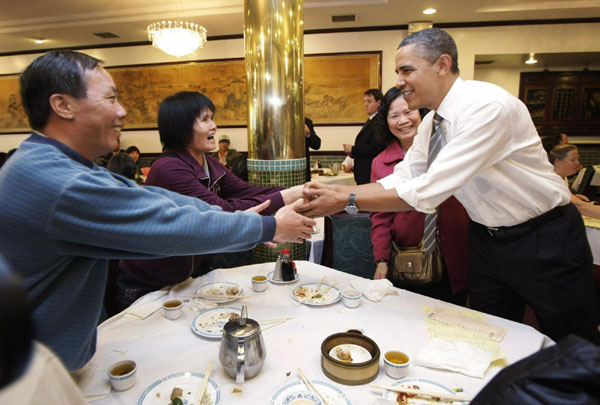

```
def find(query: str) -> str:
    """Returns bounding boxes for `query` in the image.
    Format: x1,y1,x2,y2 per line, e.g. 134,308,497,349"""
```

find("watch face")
345,205,358,215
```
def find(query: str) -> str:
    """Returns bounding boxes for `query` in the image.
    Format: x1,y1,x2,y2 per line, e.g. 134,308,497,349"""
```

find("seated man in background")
0,50,314,371
211,134,247,180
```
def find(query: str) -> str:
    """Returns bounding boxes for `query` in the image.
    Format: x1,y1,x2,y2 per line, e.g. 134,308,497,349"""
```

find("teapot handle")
236,339,245,384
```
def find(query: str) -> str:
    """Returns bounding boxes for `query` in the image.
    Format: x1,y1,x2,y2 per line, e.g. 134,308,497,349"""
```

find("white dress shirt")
378,78,570,227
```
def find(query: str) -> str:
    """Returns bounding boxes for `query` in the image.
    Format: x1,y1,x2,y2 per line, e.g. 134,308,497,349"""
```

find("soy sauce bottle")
279,249,295,281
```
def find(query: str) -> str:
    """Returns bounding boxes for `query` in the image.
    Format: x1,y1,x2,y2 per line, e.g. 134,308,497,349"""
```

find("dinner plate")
191,306,241,339
270,379,351,405
194,281,243,303
381,378,467,405
291,283,341,306
138,371,221,405
267,271,299,284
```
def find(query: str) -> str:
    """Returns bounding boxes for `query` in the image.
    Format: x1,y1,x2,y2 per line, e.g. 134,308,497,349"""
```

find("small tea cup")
341,289,362,308
252,275,268,292
107,360,137,391
383,350,411,379
162,299,183,320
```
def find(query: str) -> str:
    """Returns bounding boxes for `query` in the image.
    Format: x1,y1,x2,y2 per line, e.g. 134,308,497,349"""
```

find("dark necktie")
423,113,444,254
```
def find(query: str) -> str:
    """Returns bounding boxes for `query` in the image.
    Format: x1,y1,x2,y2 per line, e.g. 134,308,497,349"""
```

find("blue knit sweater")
0,133,275,370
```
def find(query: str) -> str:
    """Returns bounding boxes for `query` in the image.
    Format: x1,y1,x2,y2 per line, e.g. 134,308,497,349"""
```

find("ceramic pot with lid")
219,305,266,383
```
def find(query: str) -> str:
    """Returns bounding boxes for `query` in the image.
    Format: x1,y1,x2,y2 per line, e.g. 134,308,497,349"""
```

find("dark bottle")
279,249,295,281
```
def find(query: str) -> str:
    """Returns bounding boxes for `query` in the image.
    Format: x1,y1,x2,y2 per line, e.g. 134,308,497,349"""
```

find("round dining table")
77,261,552,404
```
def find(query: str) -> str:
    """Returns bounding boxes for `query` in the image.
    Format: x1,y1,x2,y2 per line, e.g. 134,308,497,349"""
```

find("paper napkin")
124,290,168,320
415,337,494,378
349,278,396,302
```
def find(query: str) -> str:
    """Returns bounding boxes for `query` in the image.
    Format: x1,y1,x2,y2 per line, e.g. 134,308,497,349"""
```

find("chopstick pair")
195,360,213,405
258,317,294,331
370,383,473,403
181,293,249,299
297,367,329,405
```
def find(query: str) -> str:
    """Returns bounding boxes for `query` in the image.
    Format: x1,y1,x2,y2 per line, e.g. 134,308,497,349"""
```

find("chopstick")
180,294,249,299
196,360,214,405
297,367,329,405
370,383,473,403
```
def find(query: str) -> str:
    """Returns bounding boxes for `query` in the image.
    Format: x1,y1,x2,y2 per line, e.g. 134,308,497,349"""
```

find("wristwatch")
345,193,359,215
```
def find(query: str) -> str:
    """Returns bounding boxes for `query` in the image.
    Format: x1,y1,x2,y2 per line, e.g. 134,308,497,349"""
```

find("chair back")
321,212,375,279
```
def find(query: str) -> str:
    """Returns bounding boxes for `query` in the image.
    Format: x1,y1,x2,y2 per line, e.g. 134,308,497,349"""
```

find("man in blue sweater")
0,50,315,371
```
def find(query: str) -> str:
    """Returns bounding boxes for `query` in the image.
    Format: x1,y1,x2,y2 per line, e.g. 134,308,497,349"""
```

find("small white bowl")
162,299,183,320
383,350,411,379
107,360,136,391
341,289,362,308
251,275,268,292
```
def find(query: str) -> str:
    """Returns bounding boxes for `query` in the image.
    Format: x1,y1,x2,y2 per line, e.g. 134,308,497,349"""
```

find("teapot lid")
223,305,260,337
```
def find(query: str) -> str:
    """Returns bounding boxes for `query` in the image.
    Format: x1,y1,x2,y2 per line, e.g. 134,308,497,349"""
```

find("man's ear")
436,54,453,76
48,94,75,120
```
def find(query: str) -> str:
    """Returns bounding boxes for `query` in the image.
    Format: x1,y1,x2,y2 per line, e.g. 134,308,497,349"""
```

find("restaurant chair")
321,212,375,279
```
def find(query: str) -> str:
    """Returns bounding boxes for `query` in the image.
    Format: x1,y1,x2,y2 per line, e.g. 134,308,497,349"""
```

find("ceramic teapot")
218,305,266,383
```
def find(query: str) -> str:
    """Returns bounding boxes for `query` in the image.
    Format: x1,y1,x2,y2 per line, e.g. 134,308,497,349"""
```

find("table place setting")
81,261,552,404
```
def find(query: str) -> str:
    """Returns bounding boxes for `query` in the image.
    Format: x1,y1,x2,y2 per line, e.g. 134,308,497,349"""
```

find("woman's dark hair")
125,145,140,155
19,50,103,131
158,91,215,150
107,152,136,180
549,144,577,165
374,87,429,146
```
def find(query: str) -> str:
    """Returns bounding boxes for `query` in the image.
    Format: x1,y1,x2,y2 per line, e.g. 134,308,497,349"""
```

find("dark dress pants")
468,203,600,344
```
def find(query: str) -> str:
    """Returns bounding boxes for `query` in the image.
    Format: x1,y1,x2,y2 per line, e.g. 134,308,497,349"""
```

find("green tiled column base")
248,158,307,262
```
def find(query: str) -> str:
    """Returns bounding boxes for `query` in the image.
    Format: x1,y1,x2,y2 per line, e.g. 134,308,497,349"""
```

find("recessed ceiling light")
423,8,437,15
33,39,45,44
525,52,537,64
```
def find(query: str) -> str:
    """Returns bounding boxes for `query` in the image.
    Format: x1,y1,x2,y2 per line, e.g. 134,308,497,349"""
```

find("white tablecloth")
80,261,552,404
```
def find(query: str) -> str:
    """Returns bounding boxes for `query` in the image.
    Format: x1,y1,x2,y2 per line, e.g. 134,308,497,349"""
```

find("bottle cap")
281,248,290,254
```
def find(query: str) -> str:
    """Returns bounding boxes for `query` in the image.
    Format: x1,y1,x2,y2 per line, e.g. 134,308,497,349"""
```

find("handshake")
255,182,348,244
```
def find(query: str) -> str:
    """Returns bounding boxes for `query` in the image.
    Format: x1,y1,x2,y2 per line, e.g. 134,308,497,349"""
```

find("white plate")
329,344,372,363
138,372,221,405
268,271,299,284
270,380,351,405
382,378,467,405
191,306,241,339
291,283,341,306
194,281,243,303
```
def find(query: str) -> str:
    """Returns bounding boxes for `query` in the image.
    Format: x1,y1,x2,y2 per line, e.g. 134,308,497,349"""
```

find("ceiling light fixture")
147,20,207,58
525,52,538,65
33,39,45,44
423,8,437,15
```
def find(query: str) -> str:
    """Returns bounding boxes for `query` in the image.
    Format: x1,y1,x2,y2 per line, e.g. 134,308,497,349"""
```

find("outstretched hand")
299,183,347,217
273,199,316,243
245,199,271,213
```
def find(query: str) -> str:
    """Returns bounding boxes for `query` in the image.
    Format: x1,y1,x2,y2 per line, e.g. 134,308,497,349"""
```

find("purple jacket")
370,140,471,293
120,150,284,286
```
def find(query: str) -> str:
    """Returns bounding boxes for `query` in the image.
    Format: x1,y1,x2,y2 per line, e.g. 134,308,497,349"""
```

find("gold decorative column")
244,0,306,262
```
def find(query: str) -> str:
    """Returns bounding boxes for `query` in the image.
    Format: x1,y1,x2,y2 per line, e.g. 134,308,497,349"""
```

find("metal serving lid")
222,305,260,337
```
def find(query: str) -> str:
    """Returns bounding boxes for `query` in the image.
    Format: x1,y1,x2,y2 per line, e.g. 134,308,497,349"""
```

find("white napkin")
349,278,396,302
415,338,493,378
76,368,111,402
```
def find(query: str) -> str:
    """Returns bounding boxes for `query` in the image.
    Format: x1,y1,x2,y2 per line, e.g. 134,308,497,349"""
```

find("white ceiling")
2,0,600,55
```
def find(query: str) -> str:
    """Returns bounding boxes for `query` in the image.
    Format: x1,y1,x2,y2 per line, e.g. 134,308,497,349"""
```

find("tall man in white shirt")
301,28,599,343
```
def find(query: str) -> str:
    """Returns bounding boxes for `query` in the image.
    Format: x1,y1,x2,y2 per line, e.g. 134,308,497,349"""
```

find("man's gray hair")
397,28,459,74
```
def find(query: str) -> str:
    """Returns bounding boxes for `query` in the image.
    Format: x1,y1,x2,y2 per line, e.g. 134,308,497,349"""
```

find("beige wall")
1,22,599,152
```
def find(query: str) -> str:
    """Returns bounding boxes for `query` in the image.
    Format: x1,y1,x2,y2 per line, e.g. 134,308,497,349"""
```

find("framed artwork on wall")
0,51,381,134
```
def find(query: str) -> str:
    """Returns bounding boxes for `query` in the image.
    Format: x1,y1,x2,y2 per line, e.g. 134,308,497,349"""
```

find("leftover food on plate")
292,283,339,305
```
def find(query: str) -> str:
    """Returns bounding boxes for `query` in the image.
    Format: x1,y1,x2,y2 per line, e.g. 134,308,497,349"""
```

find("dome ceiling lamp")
147,20,207,58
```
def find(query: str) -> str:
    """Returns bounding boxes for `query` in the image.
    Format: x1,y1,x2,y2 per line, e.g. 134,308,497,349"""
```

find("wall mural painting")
0,52,381,134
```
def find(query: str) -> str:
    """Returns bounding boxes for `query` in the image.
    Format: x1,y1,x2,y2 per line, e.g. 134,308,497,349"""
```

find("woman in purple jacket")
370,87,471,305
115,92,302,310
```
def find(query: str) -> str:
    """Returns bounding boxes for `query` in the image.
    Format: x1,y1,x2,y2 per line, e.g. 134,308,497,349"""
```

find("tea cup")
383,350,411,379
107,360,137,391
162,299,183,320
342,289,362,308
252,275,268,292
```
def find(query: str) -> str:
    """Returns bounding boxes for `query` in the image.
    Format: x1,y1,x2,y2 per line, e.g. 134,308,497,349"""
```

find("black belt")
483,204,570,238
